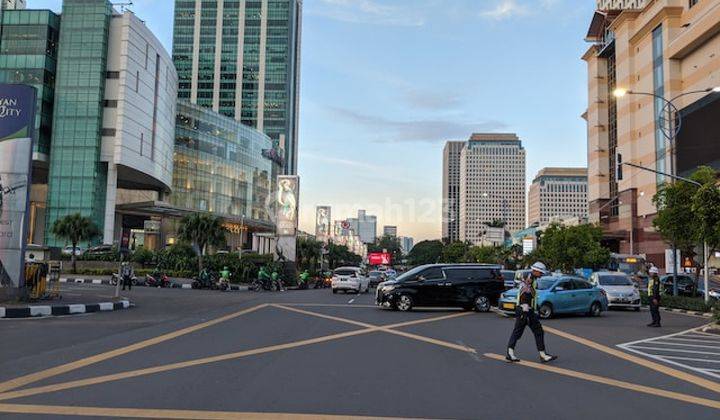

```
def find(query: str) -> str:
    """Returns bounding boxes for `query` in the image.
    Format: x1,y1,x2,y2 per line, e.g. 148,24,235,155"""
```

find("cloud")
399,89,463,110
309,0,426,27
303,152,384,171
329,107,507,143
479,0,561,20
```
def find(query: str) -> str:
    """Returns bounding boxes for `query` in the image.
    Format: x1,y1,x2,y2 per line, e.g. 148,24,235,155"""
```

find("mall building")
1,0,279,252
584,0,720,268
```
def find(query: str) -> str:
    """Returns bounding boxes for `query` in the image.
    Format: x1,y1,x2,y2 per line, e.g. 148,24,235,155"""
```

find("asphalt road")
0,284,718,419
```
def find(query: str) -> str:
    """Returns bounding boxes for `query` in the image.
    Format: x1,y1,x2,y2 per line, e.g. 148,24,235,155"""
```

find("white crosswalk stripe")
618,327,720,380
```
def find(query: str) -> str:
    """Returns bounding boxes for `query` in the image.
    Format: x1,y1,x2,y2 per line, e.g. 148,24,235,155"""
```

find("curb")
0,300,131,319
59,279,248,292
659,306,712,318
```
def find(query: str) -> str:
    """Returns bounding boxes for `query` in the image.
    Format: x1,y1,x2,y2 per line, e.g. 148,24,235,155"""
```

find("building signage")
368,252,391,266
276,175,299,236
315,206,331,241
0,84,37,290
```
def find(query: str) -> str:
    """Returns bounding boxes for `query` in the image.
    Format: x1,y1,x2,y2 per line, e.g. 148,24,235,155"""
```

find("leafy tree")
50,213,100,274
297,237,323,273
486,219,507,228
177,213,227,274
539,223,610,273
368,235,403,265
653,171,700,256
326,242,362,268
440,241,471,263
407,240,444,266
689,167,720,281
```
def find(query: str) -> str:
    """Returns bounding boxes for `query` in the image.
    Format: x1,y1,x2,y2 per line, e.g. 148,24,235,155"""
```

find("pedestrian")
121,262,134,291
506,262,558,363
647,266,662,327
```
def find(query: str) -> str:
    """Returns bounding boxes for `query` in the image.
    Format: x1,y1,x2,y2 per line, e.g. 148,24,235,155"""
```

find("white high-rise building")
399,236,414,255
458,133,526,244
2,0,26,10
442,141,465,242
347,210,377,244
528,168,588,227
383,225,397,237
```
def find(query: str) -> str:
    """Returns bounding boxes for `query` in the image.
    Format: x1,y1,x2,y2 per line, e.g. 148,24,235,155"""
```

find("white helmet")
649,266,659,275
531,262,548,275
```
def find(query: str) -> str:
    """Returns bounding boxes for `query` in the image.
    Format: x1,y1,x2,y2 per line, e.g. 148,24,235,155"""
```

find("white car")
332,267,369,294
589,272,641,311
62,246,84,256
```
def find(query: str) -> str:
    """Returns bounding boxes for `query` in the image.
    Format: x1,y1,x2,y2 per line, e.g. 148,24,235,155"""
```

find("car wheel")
538,303,553,319
332,289,337,294
634,307,640,312
474,295,491,312
589,301,602,317
396,294,413,312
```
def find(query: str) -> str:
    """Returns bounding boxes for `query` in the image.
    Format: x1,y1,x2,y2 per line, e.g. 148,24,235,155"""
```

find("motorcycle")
146,271,171,288
192,271,217,290
110,273,137,286
249,276,283,292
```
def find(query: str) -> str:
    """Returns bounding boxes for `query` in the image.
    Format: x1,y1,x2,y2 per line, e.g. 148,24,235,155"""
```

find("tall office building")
458,133,526,243
383,225,397,237
398,236,414,255
2,0,26,10
528,168,588,227
347,210,377,244
442,141,464,242
584,0,719,267
172,0,302,174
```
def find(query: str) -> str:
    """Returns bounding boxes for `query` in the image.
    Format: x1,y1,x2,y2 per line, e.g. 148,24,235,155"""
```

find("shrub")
640,292,715,313
130,247,155,267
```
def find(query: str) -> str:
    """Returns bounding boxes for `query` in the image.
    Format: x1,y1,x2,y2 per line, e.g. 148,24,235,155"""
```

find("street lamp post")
614,86,720,299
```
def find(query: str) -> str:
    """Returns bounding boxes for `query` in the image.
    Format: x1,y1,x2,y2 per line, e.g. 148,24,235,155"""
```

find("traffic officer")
647,266,662,327
506,262,557,363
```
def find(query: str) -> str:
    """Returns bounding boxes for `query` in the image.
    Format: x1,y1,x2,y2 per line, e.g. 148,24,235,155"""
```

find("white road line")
702,368,720,373
662,355,720,364
618,324,713,347
347,299,355,304
663,337,720,344
644,341,720,350
619,344,720,380
690,331,720,338
625,346,720,356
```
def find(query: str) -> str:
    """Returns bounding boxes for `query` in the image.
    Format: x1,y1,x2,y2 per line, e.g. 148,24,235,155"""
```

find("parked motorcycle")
192,270,217,290
110,273,137,286
146,271,171,288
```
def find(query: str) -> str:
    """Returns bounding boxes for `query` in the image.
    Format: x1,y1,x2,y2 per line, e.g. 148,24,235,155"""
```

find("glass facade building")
44,0,113,246
0,9,60,159
172,0,302,175
172,101,274,225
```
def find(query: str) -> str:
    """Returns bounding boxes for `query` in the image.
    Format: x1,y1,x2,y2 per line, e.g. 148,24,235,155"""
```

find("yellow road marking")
0,327,383,402
543,325,720,395
0,304,268,394
0,403,403,419
484,353,720,410
274,305,475,353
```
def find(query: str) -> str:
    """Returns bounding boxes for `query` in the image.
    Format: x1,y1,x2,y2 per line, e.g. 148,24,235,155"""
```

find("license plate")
502,303,516,310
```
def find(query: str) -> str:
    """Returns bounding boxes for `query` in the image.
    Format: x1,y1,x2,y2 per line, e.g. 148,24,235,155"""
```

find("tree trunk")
71,241,78,274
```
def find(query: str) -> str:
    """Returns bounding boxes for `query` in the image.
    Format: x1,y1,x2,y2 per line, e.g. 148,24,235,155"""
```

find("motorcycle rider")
271,269,285,291
219,266,231,290
298,269,310,289
506,262,558,363
258,266,272,290
121,262,134,291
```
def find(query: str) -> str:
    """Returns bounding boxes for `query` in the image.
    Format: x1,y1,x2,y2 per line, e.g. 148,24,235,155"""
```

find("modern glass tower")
172,0,302,175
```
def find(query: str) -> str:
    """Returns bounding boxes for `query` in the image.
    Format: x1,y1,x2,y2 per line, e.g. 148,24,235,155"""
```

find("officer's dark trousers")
507,308,546,352
649,298,661,325
122,277,132,291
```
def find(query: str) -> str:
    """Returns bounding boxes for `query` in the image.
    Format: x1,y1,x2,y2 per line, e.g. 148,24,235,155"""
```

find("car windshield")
394,265,429,283
598,275,633,286
535,278,557,290
369,272,382,278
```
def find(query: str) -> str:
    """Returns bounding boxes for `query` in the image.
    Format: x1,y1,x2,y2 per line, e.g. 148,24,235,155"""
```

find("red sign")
368,252,391,266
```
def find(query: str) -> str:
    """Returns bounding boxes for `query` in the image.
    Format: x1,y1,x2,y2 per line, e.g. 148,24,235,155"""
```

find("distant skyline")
30,0,595,242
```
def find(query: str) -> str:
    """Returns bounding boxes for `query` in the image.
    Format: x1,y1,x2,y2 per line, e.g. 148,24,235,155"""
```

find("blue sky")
31,0,595,242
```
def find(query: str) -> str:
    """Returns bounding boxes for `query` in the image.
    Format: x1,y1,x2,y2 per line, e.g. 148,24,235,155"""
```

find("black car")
660,274,701,296
375,264,504,312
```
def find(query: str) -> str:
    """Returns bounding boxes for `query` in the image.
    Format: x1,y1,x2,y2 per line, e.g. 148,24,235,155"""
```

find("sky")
30,0,596,242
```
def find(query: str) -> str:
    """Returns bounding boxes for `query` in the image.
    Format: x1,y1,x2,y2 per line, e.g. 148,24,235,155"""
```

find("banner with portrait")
0,84,37,290
276,175,299,236
315,206,331,241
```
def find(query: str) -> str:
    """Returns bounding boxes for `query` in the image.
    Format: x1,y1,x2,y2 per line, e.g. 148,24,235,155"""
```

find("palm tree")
177,213,227,274
50,214,100,274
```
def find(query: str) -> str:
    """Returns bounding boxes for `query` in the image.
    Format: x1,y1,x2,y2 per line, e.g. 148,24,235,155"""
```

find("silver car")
590,272,641,311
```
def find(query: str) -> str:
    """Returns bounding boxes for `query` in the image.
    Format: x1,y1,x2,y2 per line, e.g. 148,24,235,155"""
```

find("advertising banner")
276,175,299,236
315,206,331,241
0,84,37,290
368,252,391,266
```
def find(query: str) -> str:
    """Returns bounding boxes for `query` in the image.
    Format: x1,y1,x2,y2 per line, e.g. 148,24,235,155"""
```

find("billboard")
368,252,391,266
315,206,331,241
276,175,299,236
0,84,37,290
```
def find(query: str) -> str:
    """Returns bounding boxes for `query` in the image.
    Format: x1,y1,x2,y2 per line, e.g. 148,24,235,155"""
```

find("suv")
375,264,504,312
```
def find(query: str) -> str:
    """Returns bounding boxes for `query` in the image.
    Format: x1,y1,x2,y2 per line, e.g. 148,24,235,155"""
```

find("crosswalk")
618,328,720,380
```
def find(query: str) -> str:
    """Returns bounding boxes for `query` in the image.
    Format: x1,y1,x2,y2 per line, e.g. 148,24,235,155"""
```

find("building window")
652,25,666,186
102,128,116,137
689,0,699,8
103,100,118,108
106,71,120,79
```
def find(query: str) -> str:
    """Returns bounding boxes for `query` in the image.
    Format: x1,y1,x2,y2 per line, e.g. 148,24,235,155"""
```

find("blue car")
498,275,609,319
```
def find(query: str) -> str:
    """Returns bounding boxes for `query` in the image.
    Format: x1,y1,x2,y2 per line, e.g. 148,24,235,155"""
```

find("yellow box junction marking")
484,353,720,410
